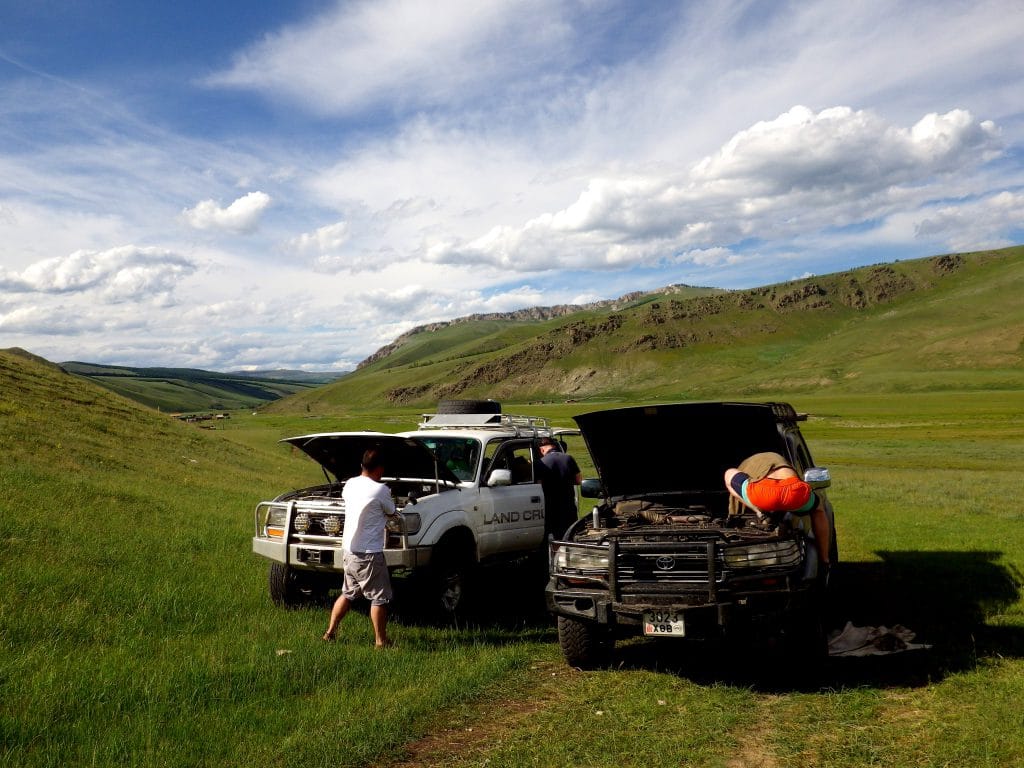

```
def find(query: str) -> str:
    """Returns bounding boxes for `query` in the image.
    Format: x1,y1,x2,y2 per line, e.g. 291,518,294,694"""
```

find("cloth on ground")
827,621,932,657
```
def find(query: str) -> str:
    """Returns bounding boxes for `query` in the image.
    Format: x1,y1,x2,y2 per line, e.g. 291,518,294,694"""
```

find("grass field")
2,350,1023,766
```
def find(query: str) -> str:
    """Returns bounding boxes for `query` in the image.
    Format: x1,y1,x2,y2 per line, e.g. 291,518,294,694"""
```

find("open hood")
574,402,790,499
282,432,460,485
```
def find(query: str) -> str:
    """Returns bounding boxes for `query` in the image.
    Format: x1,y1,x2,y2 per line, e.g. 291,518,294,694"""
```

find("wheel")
437,563,466,614
268,563,330,609
782,609,828,665
424,533,476,620
435,399,501,415
557,615,613,669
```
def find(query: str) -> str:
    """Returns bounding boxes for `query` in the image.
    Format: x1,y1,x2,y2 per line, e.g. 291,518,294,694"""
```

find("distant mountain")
262,245,1024,413
358,283,723,369
227,369,343,385
59,362,343,413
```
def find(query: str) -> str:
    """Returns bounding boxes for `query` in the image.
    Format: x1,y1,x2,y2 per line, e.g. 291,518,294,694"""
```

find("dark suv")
545,402,836,669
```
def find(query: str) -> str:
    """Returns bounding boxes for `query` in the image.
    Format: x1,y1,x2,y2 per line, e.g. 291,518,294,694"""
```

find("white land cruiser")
252,401,579,615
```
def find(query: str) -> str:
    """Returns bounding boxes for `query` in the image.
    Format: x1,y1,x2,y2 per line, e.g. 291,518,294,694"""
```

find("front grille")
616,543,722,585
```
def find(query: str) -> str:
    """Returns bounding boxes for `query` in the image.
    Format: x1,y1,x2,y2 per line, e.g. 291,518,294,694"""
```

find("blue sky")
2,0,1023,371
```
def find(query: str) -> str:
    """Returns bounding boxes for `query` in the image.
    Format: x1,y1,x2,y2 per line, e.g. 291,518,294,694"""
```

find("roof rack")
418,412,552,436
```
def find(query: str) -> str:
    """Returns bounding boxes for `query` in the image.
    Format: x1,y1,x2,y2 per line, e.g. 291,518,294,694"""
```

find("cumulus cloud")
424,106,1004,272
287,221,367,272
0,303,100,335
0,245,196,301
914,191,1024,251
182,191,271,234
5,1,1024,371
290,221,351,255
692,106,999,191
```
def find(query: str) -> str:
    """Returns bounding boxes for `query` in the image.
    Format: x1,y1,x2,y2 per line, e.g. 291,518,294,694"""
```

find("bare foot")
374,639,394,649
322,631,336,641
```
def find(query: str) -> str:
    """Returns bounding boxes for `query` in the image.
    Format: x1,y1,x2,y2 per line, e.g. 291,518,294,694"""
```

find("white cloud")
182,191,272,234
290,221,351,255
3,0,1024,370
0,246,196,301
423,106,1004,273
914,191,1024,252
206,0,577,116
686,247,742,267
691,107,1000,194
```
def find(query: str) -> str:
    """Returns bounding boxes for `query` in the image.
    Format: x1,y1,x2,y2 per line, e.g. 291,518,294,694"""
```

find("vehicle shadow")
390,560,558,642
612,550,1023,691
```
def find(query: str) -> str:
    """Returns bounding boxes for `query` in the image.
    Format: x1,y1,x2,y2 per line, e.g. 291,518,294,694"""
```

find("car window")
418,437,481,482
485,440,536,485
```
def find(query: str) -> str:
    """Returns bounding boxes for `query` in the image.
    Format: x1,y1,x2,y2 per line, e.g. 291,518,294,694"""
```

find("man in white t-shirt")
323,447,399,647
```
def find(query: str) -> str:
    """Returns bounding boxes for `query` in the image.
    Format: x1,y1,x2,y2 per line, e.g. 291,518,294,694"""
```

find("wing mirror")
580,477,604,498
803,467,831,489
487,468,512,487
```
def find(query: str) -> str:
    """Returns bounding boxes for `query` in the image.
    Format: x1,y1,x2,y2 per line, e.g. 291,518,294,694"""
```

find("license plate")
643,610,685,636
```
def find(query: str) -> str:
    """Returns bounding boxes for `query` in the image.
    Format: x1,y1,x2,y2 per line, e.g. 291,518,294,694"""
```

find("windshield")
416,437,481,482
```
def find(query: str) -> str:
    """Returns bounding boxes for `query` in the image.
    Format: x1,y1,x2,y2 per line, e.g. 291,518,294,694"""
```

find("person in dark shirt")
538,436,582,538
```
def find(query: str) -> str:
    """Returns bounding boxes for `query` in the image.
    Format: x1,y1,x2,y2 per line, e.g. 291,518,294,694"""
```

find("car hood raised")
282,432,460,485
573,402,789,498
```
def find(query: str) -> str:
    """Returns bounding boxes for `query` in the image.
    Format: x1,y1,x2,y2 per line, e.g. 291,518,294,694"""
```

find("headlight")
386,512,421,534
321,515,342,536
724,540,802,569
293,512,311,533
554,544,610,572
265,507,287,538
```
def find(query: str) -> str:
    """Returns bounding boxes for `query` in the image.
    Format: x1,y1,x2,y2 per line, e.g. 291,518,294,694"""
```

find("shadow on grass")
337,550,1022,684
388,560,559,644
612,550,1023,691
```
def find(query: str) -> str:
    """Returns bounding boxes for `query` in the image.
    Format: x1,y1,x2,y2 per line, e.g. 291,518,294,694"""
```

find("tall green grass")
3,350,1023,767
0,354,551,767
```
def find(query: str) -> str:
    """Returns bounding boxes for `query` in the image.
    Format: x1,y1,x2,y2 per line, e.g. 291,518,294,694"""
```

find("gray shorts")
341,551,392,606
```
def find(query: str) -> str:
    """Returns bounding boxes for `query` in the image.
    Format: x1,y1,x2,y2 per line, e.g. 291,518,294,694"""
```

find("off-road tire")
435,399,501,415
557,615,613,669
425,534,476,620
268,563,329,609
782,606,829,666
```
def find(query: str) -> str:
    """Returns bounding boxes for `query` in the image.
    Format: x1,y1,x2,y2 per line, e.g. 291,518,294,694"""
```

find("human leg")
810,507,831,565
369,604,390,647
324,552,364,640
323,594,352,640
724,469,756,511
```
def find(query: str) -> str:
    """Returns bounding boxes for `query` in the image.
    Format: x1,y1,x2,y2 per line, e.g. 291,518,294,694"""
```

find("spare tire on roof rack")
435,399,501,415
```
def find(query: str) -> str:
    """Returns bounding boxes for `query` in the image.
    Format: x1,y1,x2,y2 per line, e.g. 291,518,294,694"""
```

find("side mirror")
487,468,512,487
580,477,604,498
803,467,831,489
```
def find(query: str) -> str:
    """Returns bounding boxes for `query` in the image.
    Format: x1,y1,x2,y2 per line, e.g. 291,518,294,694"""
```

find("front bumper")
252,537,433,570
545,581,815,640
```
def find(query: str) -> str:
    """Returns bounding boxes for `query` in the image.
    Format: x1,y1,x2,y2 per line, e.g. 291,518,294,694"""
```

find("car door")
476,438,546,557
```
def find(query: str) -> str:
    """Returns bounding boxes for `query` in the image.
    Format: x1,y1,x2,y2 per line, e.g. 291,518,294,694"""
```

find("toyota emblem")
655,556,676,571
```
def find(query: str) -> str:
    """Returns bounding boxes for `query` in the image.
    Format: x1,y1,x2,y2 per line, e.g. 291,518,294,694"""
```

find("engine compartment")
275,478,455,509
575,492,795,544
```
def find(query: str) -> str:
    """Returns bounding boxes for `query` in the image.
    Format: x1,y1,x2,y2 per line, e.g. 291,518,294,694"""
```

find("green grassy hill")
59,361,342,413
3,343,1024,767
266,246,1023,413
0,350,557,766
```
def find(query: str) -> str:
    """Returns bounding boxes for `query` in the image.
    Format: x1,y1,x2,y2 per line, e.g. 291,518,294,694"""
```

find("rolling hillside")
59,361,342,413
4,322,1024,767
266,246,1024,413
